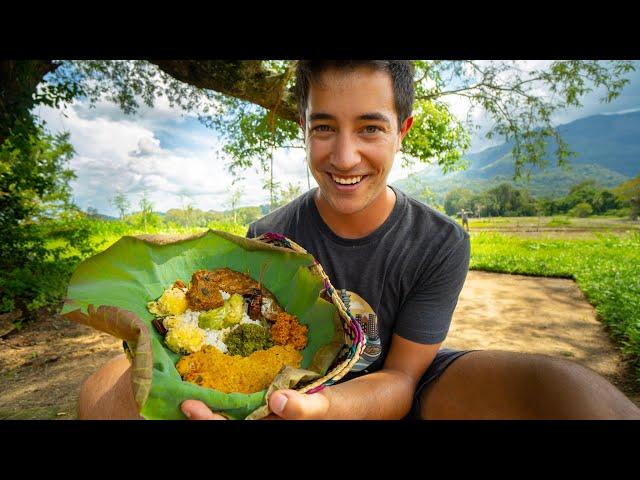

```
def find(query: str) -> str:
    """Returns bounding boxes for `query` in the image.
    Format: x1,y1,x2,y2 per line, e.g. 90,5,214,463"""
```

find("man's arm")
277,334,442,420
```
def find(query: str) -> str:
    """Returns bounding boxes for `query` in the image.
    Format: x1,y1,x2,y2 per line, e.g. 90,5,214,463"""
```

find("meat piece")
186,270,224,311
210,268,260,295
244,288,263,320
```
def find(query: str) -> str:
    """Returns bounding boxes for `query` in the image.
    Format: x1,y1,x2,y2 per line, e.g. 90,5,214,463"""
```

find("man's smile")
326,172,369,190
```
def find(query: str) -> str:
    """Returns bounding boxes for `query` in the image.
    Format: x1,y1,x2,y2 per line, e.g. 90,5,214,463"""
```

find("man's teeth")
331,175,363,185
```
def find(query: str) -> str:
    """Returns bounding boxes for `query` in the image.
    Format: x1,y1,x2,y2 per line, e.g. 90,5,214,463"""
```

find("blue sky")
35,61,640,217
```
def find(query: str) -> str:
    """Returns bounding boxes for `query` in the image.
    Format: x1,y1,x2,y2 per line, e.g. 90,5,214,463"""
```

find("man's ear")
299,118,306,140
400,116,414,139
397,116,414,150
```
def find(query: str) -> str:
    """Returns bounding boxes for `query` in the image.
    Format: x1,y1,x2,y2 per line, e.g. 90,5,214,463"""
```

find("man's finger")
181,400,227,420
268,389,329,420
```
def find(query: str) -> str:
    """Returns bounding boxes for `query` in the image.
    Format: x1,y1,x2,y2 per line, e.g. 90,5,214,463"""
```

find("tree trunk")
0,60,58,145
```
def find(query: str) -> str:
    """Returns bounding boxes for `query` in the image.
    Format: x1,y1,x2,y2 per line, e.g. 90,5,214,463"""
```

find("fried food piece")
186,270,224,311
173,279,186,290
210,267,260,295
270,311,308,350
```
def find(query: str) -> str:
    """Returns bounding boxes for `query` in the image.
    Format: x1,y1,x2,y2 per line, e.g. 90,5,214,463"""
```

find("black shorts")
403,347,477,420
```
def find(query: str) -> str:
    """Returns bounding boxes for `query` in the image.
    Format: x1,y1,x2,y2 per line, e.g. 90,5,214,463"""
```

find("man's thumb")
268,389,329,420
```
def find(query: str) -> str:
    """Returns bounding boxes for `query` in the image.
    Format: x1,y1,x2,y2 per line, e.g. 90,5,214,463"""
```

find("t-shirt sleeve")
393,234,470,344
246,223,256,239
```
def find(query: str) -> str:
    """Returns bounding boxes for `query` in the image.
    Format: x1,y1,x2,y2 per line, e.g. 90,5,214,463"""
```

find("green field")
464,215,640,238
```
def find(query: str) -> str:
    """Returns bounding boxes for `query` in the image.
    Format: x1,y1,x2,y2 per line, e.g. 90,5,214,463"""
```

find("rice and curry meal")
147,267,309,395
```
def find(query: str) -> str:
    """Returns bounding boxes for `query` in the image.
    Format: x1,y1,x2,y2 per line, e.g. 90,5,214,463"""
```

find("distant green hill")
394,110,640,200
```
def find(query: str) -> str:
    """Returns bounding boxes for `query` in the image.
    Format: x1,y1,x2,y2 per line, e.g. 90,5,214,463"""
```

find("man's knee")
420,350,640,419
77,354,142,420
525,354,640,419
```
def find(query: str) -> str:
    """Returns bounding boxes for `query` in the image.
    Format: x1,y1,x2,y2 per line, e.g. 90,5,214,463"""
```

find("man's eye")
363,126,382,134
312,125,332,132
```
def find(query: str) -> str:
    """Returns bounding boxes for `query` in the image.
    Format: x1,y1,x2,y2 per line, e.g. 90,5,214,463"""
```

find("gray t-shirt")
246,185,470,376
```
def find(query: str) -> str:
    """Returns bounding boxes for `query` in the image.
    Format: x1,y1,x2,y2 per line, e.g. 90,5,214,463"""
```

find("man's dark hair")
295,60,415,129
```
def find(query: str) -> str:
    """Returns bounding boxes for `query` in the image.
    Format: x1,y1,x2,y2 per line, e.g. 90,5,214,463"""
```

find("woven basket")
255,232,366,394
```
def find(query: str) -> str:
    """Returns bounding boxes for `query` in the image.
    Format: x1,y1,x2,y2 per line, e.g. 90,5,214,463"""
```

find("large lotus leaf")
61,230,341,420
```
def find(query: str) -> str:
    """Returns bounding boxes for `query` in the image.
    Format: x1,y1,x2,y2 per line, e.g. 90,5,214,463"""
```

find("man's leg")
77,354,143,420
419,350,640,419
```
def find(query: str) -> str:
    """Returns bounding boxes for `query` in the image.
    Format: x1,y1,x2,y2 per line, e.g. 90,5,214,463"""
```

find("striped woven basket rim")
255,232,366,394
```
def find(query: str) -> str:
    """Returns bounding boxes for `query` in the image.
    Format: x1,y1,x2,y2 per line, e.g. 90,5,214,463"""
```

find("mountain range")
393,110,640,200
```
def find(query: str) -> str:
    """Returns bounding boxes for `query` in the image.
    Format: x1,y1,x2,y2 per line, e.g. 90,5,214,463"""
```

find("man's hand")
181,389,330,420
181,400,228,420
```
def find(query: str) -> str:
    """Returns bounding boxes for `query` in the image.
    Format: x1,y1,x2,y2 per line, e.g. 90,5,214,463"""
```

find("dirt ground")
1,270,638,419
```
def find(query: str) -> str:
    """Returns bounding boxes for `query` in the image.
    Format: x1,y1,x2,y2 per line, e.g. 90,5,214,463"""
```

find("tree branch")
149,60,299,122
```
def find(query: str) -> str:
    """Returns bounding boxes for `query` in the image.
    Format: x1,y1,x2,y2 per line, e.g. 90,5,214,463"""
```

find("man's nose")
330,132,360,171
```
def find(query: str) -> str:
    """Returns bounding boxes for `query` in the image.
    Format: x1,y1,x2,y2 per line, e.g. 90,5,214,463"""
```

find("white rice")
179,310,201,328
203,327,233,353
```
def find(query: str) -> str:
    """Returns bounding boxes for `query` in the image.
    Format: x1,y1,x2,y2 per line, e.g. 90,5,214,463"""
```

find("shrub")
569,202,593,218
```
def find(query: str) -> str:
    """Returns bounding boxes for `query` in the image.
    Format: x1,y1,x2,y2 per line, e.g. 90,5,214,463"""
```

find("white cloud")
37,99,274,216
129,137,166,157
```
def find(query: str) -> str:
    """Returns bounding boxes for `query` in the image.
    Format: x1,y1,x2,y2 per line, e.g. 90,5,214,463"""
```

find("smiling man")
79,61,640,420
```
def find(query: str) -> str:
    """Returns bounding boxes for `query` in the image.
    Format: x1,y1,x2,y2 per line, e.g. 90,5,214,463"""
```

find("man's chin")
324,196,369,216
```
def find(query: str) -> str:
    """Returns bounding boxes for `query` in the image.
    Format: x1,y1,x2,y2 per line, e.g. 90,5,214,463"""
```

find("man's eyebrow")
309,112,392,123
309,113,335,121
358,112,391,124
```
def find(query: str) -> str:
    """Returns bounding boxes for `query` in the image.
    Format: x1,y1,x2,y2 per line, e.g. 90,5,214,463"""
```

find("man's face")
303,67,412,215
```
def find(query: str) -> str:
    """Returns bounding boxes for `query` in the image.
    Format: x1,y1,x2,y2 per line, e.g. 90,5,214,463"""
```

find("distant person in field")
459,209,469,232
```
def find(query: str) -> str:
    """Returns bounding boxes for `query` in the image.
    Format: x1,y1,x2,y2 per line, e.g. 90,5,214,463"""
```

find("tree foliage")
0,123,94,317
111,191,130,220
613,175,640,220
440,179,627,219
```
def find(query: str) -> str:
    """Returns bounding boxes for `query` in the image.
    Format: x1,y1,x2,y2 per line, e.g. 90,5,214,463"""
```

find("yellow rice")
176,344,302,394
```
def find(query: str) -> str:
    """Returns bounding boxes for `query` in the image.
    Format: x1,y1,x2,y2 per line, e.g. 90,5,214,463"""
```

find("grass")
470,231,640,381
47,219,249,260
466,215,640,233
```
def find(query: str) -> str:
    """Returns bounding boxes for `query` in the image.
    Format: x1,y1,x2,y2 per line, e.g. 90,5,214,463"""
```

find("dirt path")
443,271,640,406
1,271,638,419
